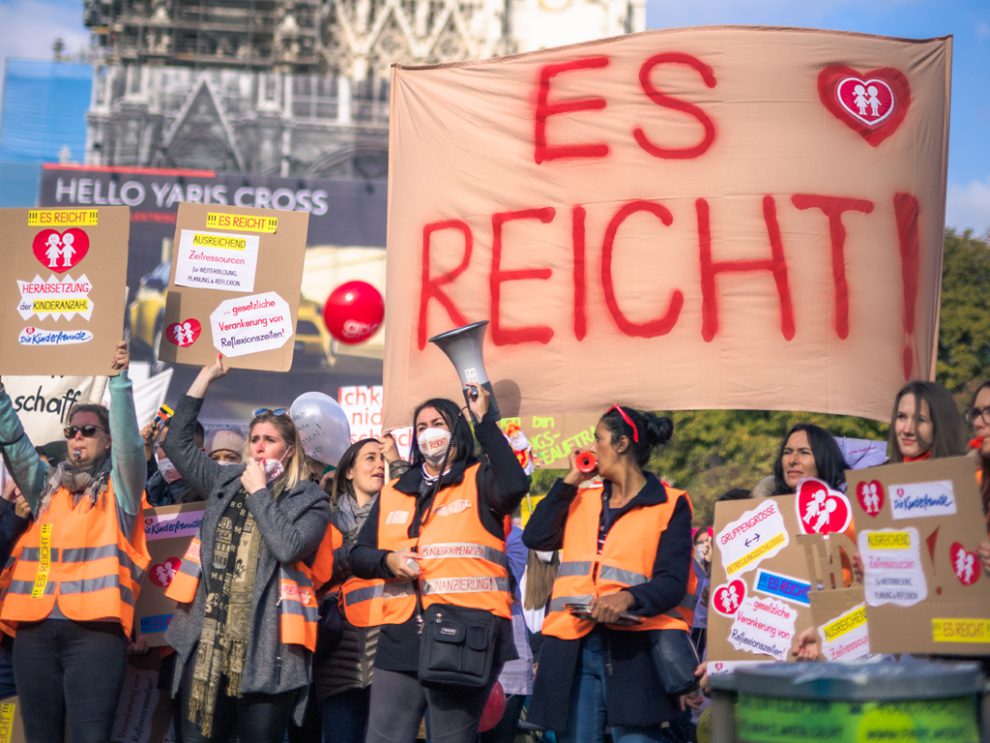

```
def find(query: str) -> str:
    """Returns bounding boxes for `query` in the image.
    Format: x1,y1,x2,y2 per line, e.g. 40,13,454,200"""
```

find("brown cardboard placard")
802,532,880,663
135,502,205,647
157,203,309,372
112,656,176,743
845,456,990,656
0,207,129,376
0,696,28,743
707,495,815,670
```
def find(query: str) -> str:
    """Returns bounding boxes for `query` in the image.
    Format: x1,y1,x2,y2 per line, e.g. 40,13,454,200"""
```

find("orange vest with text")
0,483,151,636
165,529,328,653
349,464,512,627
541,483,696,640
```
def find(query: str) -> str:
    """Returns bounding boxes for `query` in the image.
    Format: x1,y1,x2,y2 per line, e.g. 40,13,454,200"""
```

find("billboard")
36,165,387,429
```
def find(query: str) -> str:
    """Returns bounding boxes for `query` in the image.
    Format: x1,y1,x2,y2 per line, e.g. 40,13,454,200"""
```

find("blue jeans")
561,631,665,743
321,686,370,743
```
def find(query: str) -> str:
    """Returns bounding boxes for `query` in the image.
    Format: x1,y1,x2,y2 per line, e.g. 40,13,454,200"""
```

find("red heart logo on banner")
31,228,90,273
712,579,746,616
149,557,182,588
796,478,852,535
855,479,885,517
949,542,980,586
818,66,911,146
165,318,202,347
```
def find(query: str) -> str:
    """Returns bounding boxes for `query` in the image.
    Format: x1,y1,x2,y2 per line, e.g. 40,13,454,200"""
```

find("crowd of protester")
0,341,987,742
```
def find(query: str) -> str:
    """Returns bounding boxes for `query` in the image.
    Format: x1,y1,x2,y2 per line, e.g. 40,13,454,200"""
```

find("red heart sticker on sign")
817,66,911,147
856,479,885,517
32,228,90,272
165,318,202,347
949,542,980,586
712,579,746,617
149,557,182,588
795,478,852,535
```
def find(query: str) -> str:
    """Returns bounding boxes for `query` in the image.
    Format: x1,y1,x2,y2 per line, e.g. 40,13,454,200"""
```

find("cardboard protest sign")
0,697,28,743
158,204,309,371
1,375,103,445
383,28,951,433
803,532,881,664
0,207,130,376
707,496,816,667
135,502,205,647
846,456,990,655
112,658,176,743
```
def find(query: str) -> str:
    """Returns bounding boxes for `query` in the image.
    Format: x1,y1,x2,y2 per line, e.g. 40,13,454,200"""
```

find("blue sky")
646,0,990,234
0,0,987,232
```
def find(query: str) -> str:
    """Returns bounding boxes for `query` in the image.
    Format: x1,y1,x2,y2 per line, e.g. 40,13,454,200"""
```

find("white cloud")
0,0,89,61
946,178,990,235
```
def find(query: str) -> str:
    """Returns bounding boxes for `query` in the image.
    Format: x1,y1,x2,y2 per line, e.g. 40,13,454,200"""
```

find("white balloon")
289,391,351,467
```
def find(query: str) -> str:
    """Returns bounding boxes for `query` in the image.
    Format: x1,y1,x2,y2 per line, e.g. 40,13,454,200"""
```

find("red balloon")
323,280,384,344
478,681,506,733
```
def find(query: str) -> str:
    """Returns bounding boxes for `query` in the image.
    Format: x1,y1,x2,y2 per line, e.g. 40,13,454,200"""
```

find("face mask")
157,457,183,484
694,544,707,562
418,427,451,467
535,550,555,563
263,458,285,482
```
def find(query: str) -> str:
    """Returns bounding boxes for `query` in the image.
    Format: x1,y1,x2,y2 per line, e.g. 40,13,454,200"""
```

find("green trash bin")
729,661,983,743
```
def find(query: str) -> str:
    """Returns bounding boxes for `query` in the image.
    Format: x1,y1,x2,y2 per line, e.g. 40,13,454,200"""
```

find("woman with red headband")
524,405,694,743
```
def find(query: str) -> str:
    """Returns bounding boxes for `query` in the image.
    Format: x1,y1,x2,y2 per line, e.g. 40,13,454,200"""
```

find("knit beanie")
208,429,246,457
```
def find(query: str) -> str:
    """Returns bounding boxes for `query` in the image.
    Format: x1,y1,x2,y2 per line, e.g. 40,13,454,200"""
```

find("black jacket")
349,413,529,672
523,473,692,731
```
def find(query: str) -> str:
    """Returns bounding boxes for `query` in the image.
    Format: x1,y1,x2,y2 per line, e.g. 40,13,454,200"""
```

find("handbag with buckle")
417,603,496,689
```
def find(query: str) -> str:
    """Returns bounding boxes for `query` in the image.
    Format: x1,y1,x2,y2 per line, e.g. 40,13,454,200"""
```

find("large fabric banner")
383,27,951,432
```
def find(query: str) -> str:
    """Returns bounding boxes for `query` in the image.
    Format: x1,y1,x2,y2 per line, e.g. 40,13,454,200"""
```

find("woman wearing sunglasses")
160,357,330,742
523,405,694,743
0,341,149,743
348,384,529,743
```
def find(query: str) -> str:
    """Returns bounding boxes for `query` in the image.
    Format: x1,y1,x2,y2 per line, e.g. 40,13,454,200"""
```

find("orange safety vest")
164,530,327,653
350,464,512,627
541,483,696,640
0,483,151,636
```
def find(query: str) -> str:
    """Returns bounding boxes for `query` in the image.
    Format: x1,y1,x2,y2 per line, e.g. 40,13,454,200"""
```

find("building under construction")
81,0,645,177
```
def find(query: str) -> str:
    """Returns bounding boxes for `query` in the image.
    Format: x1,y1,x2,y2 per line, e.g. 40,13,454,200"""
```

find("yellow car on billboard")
126,261,333,370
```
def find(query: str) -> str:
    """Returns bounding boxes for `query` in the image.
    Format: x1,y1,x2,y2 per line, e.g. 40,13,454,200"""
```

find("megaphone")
429,320,499,421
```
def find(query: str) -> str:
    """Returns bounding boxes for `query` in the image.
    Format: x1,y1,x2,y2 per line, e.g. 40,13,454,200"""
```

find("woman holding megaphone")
523,405,694,743
349,383,529,743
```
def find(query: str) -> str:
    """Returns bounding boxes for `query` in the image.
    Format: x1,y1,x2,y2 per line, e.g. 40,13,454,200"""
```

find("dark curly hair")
599,405,673,469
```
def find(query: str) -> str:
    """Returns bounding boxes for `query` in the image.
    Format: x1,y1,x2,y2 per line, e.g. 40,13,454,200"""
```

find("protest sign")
0,697,27,743
0,207,130,376
847,456,990,655
383,28,951,432
708,496,816,664
135,502,205,647
1,374,102,445
158,203,308,371
803,532,881,664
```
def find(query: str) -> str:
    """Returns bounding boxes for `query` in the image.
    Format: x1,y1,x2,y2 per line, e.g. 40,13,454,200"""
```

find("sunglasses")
64,424,107,439
253,407,289,417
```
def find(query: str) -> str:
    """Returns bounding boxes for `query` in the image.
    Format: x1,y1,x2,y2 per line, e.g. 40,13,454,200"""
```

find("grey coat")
162,395,331,706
